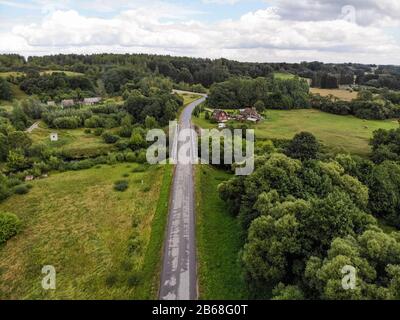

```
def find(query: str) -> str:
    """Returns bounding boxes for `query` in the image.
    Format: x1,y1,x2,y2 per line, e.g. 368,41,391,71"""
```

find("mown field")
195,165,248,300
193,109,399,156
310,87,358,101
29,122,116,158
0,163,173,299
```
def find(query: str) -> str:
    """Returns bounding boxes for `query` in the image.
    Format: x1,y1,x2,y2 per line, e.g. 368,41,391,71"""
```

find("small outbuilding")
61,99,75,108
50,133,58,142
83,97,102,105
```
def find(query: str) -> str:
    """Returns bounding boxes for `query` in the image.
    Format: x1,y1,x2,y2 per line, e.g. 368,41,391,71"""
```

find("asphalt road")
159,92,207,300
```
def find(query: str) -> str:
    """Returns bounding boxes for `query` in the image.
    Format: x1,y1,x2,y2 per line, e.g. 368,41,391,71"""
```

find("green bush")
105,274,118,287
102,132,119,144
114,180,129,192
94,128,104,136
13,184,30,195
127,272,141,287
0,212,22,244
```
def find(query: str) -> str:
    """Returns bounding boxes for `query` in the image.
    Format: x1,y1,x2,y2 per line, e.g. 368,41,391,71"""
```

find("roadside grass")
0,163,170,299
195,165,249,300
29,122,115,158
133,165,173,299
193,109,398,156
310,87,358,101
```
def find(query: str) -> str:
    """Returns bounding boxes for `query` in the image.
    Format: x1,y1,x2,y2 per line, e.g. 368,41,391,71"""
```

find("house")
61,99,75,108
47,101,56,107
50,133,58,142
83,97,102,105
25,175,34,182
236,107,262,122
212,109,229,122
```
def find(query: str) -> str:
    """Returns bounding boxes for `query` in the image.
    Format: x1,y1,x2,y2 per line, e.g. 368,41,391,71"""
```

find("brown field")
310,88,358,101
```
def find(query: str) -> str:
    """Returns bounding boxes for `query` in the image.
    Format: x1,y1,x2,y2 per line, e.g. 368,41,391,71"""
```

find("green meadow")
193,109,399,156
0,163,173,299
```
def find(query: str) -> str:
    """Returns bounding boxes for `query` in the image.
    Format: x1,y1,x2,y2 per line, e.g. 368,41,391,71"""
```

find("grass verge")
195,165,249,300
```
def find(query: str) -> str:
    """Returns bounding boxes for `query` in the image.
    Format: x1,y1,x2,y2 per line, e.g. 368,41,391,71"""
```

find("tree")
129,131,146,151
286,132,319,161
254,100,265,112
6,149,30,172
145,116,159,129
368,161,400,227
0,78,12,101
305,229,400,300
242,191,374,292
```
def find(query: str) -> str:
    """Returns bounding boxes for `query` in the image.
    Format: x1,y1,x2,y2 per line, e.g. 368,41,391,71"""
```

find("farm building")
212,109,230,122
236,107,262,122
61,99,75,108
83,97,102,105
47,101,56,107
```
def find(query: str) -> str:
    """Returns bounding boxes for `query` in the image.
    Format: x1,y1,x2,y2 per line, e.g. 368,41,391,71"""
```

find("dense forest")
219,131,400,300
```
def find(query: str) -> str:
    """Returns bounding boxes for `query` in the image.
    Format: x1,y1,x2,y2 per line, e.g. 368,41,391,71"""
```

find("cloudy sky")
0,0,399,64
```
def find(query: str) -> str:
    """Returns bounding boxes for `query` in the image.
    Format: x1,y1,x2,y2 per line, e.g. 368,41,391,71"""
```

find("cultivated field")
193,109,399,156
195,165,248,300
0,163,173,299
310,87,358,101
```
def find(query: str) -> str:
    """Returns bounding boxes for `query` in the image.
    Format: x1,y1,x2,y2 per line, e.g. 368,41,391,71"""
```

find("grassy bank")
195,165,248,300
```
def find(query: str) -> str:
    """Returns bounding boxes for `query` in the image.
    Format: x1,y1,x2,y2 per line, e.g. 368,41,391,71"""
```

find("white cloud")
272,0,400,27
202,0,242,4
2,1,400,64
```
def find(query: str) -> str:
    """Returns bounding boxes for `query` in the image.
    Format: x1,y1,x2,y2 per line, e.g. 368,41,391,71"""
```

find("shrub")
0,212,22,244
7,178,23,188
13,184,30,195
125,152,137,163
114,180,129,192
102,132,119,144
94,128,104,136
127,271,141,287
105,274,118,287
0,185,10,201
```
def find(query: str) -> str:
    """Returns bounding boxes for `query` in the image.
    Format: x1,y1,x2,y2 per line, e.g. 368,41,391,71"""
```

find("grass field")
273,72,296,80
310,87,358,101
0,72,25,78
40,70,85,77
195,165,249,300
29,122,115,158
193,109,399,156
0,163,172,299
